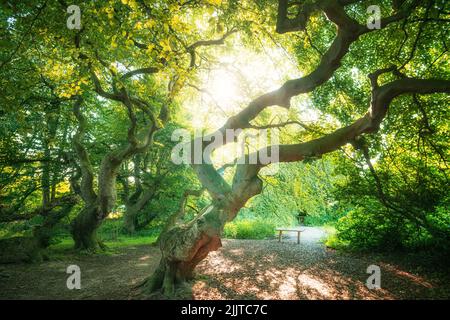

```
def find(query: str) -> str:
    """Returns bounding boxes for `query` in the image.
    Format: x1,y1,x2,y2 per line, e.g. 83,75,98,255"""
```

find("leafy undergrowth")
223,219,275,239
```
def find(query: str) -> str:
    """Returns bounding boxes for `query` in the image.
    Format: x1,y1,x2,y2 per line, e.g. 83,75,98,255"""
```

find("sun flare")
185,45,302,130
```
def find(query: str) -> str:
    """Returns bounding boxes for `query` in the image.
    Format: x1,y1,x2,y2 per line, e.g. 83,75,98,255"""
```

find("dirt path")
0,229,448,299
281,226,327,243
194,239,449,299
0,245,161,299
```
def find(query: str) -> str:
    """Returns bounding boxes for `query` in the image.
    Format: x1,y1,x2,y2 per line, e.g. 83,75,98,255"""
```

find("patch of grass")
50,237,75,252
223,219,275,240
47,234,158,260
43,217,160,259
104,235,158,249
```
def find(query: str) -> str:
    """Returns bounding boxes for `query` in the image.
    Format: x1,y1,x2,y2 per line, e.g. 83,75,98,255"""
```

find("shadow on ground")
0,228,448,299
194,238,449,299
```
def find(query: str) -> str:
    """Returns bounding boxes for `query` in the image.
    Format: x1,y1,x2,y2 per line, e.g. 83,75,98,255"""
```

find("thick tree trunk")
123,205,138,234
143,204,225,295
70,154,145,249
70,166,119,251
71,204,102,250
144,171,262,295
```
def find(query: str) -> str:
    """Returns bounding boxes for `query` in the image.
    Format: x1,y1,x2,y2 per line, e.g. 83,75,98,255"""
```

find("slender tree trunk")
41,143,51,208
41,103,60,208
123,188,157,233
122,155,142,234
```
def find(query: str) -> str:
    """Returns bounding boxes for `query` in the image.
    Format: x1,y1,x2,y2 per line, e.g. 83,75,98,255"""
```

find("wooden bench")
276,228,305,244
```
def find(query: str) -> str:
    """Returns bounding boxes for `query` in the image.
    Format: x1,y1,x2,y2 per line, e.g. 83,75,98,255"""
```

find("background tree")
1,0,237,250
119,124,200,234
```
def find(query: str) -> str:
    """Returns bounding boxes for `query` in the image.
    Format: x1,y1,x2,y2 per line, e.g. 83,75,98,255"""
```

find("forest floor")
0,227,448,300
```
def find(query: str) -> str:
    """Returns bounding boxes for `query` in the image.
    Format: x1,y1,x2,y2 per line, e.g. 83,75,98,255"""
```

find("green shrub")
223,219,275,239
324,233,348,250
329,204,450,252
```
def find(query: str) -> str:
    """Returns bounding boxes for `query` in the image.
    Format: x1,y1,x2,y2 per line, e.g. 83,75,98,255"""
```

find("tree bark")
143,204,229,295
123,206,138,234
143,170,261,295
71,204,102,250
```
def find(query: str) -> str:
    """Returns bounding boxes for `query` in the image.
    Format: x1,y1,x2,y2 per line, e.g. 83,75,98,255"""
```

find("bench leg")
297,232,300,244
278,230,282,242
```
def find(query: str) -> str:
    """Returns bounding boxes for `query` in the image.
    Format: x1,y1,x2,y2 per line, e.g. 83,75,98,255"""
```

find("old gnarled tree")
142,0,450,295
